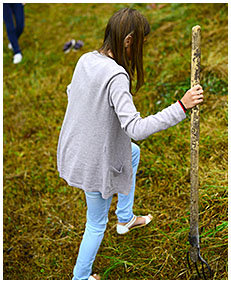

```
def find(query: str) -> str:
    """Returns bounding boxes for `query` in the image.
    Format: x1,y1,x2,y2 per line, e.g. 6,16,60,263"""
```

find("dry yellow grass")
3,3,227,280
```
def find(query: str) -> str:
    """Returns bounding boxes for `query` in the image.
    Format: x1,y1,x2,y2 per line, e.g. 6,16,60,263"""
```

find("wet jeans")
72,142,140,280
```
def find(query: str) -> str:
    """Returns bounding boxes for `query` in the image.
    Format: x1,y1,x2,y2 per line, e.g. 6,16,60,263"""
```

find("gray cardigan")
57,51,186,199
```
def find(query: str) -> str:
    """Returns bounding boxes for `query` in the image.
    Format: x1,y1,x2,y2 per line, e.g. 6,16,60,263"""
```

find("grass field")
3,3,228,280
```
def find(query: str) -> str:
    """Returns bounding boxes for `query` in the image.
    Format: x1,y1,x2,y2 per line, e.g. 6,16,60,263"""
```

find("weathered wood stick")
190,25,201,263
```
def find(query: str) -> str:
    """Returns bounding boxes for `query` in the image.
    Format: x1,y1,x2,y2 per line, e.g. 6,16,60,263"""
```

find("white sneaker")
13,53,22,64
8,42,13,50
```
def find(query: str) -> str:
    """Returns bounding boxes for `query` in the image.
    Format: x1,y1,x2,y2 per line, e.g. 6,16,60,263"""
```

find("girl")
57,8,204,280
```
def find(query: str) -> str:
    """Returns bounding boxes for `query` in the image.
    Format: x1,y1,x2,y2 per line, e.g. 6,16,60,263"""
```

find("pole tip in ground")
192,25,201,32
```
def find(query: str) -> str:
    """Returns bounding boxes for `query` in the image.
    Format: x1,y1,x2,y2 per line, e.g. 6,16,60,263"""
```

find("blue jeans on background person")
3,3,24,55
72,143,140,280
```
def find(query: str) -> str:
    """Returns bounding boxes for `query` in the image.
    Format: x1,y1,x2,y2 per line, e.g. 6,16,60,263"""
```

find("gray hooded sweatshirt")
57,51,186,199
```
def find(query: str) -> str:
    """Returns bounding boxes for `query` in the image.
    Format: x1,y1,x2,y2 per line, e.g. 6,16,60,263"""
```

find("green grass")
3,3,227,280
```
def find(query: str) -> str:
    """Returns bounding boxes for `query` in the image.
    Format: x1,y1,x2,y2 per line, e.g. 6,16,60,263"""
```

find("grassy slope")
3,3,227,280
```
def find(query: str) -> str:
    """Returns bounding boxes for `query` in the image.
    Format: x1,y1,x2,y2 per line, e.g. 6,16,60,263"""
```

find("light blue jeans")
72,143,140,280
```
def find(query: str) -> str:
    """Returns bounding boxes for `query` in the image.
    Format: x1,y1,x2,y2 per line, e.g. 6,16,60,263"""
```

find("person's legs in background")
3,3,24,63
72,192,113,280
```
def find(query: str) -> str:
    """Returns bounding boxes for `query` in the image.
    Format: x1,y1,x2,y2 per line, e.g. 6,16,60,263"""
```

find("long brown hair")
99,8,150,93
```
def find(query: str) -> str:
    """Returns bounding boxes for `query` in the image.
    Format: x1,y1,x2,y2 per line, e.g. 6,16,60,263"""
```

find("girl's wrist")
178,100,187,113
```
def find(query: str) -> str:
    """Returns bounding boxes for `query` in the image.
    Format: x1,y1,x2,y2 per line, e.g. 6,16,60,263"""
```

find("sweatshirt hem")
59,172,130,200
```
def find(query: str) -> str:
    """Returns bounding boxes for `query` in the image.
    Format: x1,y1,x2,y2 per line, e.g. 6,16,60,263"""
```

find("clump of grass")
3,3,227,280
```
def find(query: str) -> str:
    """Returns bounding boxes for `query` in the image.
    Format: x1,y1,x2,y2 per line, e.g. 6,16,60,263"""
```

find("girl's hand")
181,84,204,109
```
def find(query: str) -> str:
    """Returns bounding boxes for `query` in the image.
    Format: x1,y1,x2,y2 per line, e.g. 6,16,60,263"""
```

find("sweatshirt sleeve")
108,73,186,141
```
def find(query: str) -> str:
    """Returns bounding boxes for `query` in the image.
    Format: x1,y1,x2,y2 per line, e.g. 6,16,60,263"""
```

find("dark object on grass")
187,25,212,280
63,39,76,53
63,39,84,53
73,40,84,51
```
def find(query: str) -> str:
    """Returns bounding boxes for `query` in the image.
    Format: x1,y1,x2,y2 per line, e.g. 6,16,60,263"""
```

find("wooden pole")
190,25,201,263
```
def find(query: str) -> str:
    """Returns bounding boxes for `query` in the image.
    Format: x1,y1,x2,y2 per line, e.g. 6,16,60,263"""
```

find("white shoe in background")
13,53,23,64
8,42,13,50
